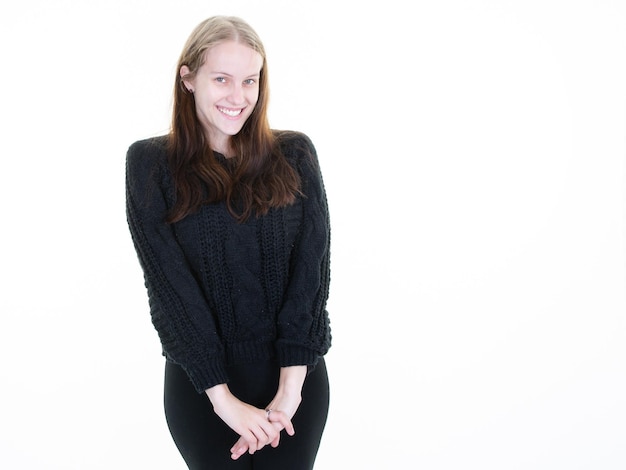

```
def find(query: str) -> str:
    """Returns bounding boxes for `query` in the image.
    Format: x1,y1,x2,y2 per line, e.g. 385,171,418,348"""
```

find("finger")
230,438,249,460
270,431,281,448
231,446,247,460
251,424,275,452
268,410,295,436
266,421,284,448
240,431,259,454
263,419,281,441
230,436,247,453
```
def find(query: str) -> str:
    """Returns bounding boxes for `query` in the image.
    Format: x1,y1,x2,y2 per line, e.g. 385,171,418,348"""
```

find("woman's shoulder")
125,135,172,199
273,129,314,149
272,129,318,166
126,135,169,175
127,135,169,161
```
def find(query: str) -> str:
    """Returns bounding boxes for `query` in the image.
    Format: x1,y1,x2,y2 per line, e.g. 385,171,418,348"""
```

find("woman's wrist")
205,383,232,408
277,365,307,395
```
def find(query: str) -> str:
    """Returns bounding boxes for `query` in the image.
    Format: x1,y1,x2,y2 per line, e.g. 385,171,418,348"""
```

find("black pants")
164,358,329,470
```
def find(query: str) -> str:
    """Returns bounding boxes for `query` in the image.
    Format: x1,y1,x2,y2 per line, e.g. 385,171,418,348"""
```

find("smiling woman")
163,16,303,225
180,41,263,154
125,15,332,470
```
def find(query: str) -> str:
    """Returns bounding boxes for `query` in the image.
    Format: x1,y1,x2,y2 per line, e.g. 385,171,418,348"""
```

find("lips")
218,106,243,117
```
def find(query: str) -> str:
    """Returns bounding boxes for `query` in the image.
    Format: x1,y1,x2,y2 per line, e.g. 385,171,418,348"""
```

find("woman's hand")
229,365,307,460
205,384,284,457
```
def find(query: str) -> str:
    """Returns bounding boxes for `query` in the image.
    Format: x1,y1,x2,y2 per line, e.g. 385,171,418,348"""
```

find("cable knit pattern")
126,131,331,393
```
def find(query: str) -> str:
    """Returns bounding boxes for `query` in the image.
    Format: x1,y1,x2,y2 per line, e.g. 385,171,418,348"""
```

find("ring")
265,409,272,420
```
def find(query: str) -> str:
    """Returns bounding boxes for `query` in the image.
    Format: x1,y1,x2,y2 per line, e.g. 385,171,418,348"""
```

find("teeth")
218,107,242,117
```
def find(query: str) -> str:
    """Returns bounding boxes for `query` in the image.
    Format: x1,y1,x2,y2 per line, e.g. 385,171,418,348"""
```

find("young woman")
125,15,332,469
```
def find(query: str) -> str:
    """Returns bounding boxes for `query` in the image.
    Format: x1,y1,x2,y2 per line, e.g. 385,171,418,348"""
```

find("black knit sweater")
126,131,331,393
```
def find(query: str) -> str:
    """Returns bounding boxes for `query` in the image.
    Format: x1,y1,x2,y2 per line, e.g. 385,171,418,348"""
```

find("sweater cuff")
275,342,319,368
184,358,229,394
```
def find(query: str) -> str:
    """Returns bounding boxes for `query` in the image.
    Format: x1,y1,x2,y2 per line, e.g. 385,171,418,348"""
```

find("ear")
180,65,194,93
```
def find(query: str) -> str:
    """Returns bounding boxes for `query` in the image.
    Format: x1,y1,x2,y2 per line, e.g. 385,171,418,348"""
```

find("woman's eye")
215,77,227,83
244,79,256,86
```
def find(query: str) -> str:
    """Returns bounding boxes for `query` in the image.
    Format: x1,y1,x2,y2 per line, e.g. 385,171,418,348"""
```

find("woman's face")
181,41,263,154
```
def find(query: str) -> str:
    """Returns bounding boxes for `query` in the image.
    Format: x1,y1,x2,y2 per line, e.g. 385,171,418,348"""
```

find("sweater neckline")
213,150,236,160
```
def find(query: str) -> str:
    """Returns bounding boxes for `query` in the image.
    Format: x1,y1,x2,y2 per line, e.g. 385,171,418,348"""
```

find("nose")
227,83,245,105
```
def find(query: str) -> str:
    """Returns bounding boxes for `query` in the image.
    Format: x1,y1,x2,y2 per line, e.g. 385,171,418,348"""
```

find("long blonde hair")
167,16,300,223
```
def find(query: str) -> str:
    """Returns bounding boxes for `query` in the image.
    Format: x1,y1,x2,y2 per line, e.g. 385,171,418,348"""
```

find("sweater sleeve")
275,133,332,367
125,138,227,393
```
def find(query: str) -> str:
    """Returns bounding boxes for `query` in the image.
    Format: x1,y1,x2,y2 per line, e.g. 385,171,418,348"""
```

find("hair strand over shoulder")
166,16,300,223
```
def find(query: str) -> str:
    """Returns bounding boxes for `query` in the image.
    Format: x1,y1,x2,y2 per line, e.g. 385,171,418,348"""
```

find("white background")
1,0,625,468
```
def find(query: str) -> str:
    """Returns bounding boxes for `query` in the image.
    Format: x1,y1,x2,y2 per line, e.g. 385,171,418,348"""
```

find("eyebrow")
209,71,260,78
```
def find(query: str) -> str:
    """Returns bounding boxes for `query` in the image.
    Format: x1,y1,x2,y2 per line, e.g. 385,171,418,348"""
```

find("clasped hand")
227,406,293,460
206,384,302,461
